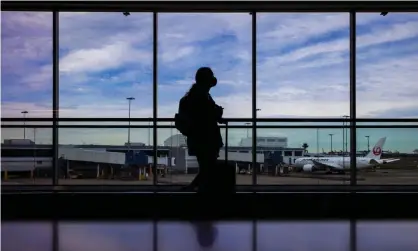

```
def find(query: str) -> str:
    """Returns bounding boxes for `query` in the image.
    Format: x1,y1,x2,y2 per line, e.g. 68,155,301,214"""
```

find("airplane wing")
380,158,401,164
311,159,343,170
370,158,400,165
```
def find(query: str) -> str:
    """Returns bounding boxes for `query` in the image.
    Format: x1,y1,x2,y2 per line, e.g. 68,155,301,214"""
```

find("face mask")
211,77,217,87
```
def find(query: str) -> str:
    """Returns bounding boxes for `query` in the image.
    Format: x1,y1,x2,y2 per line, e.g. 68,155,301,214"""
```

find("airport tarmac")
3,169,418,185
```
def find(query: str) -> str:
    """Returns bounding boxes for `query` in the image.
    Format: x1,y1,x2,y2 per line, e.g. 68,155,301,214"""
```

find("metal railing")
2,117,417,190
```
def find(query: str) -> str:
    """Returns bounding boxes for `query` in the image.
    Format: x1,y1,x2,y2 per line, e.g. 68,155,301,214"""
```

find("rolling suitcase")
213,159,236,194
198,121,236,195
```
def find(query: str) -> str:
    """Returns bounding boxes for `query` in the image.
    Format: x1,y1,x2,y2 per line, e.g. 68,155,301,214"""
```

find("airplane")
293,137,400,174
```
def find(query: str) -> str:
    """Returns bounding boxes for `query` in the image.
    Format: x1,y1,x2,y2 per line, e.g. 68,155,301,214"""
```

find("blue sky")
1,12,418,152
2,221,418,251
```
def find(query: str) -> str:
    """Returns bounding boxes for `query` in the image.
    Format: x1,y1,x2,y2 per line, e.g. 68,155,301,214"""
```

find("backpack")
175,95,192,136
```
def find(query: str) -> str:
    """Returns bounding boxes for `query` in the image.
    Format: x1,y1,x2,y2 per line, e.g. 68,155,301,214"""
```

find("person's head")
195,67,217,89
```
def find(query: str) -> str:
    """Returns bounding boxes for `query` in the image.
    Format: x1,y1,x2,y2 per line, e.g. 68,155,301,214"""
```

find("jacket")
183,85,224,156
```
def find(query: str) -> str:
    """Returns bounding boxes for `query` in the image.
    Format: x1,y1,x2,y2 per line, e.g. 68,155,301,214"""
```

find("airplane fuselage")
293,137,398,172
294,157,374,171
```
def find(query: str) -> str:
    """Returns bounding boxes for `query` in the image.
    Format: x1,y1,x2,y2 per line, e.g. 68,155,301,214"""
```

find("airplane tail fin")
365,137,387,159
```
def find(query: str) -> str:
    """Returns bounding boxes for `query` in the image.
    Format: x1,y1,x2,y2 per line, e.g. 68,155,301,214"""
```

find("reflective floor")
2,221,418,251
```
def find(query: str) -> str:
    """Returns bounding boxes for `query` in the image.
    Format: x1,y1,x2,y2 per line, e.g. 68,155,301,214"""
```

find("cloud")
1,12,418,148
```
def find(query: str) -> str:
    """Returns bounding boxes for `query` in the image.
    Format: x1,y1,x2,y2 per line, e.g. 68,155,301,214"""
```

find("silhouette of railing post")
225,121,228,164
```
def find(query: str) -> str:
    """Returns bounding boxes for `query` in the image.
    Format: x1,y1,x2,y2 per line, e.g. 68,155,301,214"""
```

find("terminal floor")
2,221,418,251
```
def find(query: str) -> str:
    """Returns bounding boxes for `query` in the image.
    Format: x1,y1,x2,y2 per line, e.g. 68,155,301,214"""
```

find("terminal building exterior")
164,135,303,173
239,136,288,148
1,135,305,175
164,134,187,147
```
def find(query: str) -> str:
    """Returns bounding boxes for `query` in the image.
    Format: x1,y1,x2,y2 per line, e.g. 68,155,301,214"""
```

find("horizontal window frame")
2,1,417,13
3,184,418,194
4,192,418,221
2,124,417,129
2,117,418,123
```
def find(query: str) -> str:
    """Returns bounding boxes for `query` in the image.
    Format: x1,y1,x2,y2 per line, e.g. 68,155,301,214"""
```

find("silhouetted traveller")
175,67,225,192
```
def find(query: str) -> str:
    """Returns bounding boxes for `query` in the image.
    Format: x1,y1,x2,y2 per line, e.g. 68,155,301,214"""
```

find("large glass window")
55,12,155,185
58,12,153,118
157,13,252,185
257,13,350,118
356,123,418,185
356,13,418,118
1,12,53,118
157,123,254,185
1,126,53,185
1,11,53,185
57,124,154,185
158,13,252,118
1,8,416,190
256,122,351,185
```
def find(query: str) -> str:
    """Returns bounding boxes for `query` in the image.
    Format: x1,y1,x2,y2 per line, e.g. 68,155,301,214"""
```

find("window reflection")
59,222,153,251
1,222,53,251
357,221,418,251
158,221,252,251
4,221,418,251
257,221,350,251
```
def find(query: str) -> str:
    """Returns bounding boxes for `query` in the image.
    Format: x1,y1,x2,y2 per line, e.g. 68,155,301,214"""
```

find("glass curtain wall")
1,9,417,188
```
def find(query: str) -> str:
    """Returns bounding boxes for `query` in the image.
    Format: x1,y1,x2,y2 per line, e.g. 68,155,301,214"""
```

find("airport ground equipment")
264,151,290,176
120,150,150,180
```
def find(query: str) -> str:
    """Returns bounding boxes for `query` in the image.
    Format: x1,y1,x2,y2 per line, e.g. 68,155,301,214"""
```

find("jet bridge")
59,148,126,165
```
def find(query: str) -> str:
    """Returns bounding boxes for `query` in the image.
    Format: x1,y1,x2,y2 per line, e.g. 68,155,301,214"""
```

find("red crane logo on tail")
372,146,382,156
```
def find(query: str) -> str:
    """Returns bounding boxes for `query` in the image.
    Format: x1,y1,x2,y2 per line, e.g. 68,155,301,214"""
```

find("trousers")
189,149,218,193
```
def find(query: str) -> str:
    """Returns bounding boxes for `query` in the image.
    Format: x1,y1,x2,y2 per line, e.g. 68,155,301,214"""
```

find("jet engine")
302,164,314,172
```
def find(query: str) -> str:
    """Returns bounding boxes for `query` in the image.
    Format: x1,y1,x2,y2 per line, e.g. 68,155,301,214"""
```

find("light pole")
245,122,251,138
329,133,334,153
126,97,135,148
342,117,345,154
170,122,173,168
33,128,37,175
342,115,349,168
316,128,319,156
21,111,28,139
365,135,370,152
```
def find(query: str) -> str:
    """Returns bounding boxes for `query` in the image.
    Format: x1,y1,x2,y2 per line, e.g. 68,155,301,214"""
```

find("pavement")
3,169,418,185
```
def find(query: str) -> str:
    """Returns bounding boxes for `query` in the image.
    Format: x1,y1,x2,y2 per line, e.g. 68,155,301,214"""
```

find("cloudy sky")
2,221,418,251
1,12,417,151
